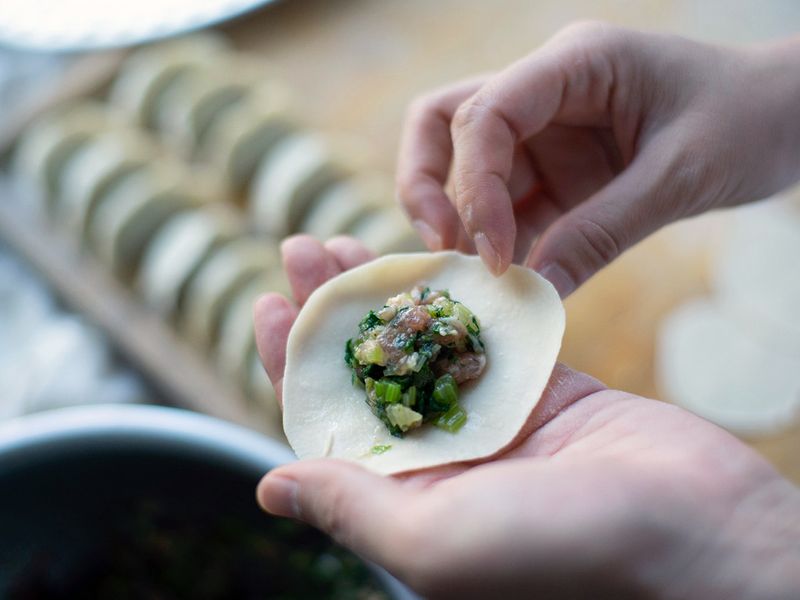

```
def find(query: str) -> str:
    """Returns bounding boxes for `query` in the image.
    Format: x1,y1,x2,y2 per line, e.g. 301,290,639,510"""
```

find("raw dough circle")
282,251,565,474
657,299,800,436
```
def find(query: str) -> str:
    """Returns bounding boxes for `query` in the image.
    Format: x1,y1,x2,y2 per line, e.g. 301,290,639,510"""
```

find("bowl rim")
0,404,295,473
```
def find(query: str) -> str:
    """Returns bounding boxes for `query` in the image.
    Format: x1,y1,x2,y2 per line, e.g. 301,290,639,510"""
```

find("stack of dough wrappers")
11,33,423,429
657,195,800,436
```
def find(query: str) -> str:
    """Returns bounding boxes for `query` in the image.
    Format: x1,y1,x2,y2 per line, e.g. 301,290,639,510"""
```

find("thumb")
257,459,412,568
526,137,689,297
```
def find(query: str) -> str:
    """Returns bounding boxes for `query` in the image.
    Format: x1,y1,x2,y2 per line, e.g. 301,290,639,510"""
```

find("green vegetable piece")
355,340,385,365
382,380,402,404
371,444,392,455
433,373,458,408
386,404,423,432
453,302,473,324
434,404,467,433
359,310,383,332
402,386,417,407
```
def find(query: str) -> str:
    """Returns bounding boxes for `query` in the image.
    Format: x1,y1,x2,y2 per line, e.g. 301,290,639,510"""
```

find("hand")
254,235,800,599
397,22,800,295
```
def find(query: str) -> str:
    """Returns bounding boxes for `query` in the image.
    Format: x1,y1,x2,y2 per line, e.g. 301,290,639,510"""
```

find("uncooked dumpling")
282,252,565,474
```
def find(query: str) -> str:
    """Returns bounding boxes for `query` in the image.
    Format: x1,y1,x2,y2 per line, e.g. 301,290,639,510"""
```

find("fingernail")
411,220,443,251
474,232,502,274
258,475,299,518
538,263,576,299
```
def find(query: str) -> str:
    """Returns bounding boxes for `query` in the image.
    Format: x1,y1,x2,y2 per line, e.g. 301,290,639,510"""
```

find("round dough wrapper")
657,299,800,436
89,163,214,279
249,133,368,237
246,347,283,438
57,129,156,237
712,198,800,351
300,173,390,240
181,237,280,347
348,206,425,255
137,207,240,318
198,85,295,193
110,33,229,127
12,102,115,213
215,270,290,385
153,60,262,154
283,251,565,474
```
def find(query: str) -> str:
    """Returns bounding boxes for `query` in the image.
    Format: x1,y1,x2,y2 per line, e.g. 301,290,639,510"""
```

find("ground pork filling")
345,285,486,438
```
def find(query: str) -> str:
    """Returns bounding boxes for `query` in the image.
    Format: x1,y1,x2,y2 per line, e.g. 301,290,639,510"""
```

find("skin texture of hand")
396,22,800,295
254,235,800,600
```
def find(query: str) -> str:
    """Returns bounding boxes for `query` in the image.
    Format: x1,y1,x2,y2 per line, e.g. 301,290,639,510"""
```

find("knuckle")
572,216,623,267
450,98,493,137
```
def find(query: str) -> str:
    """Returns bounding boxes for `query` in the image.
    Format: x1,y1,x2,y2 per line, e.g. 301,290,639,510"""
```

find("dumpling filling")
345,285,486,437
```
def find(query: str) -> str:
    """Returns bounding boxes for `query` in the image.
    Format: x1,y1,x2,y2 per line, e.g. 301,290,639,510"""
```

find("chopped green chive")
434,404,467,433
402,386,417,408
382,380,402,404
371,444,392,455
433,374,458,408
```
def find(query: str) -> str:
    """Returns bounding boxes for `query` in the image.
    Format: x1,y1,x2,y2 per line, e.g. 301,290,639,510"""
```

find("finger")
450,24,629,274
323,236,376,271
396,76,487,250
253,293,299,406
257,459,414,571
281,234,342,306
526,132,677,297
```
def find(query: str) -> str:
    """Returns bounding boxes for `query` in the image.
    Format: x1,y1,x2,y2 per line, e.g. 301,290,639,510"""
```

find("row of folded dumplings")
11,33,422,427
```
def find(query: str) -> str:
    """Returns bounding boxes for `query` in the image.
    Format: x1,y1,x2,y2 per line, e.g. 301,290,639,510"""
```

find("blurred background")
0,1,798,596
0,0,798,478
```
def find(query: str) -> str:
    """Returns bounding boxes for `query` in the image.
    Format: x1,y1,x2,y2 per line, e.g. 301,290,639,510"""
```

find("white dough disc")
57,129,156,237
283,251,565,474
110,33,229,127
181,237,280,347
198,85,294,192
88,163,213,278
137,207,239,317
215,269,290,384
300,173,390,240
657,299,800,436
349,206,425,255
13,102,115,212
712,198,800,351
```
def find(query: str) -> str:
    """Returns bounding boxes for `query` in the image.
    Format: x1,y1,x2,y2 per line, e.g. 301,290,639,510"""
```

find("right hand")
397,22,800,295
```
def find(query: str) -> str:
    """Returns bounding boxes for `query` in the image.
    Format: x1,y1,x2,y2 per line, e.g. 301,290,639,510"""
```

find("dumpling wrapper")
282,251,565,474
657,299,800,436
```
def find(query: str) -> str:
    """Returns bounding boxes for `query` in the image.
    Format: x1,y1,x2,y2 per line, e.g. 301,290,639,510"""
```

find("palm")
254,235,782,598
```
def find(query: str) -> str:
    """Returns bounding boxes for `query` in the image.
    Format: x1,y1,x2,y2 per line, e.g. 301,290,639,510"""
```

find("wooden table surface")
221,0,800,482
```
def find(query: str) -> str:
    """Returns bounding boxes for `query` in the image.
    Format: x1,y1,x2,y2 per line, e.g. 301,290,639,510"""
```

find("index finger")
451,25,625,274
396,77,487,251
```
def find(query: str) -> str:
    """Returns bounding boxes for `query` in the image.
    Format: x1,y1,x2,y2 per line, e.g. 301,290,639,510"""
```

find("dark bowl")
0,405,414,599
